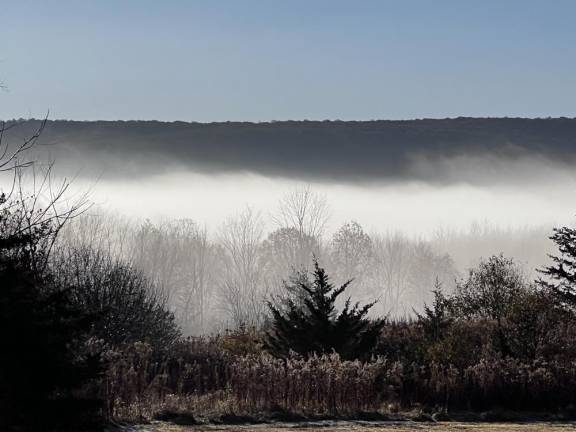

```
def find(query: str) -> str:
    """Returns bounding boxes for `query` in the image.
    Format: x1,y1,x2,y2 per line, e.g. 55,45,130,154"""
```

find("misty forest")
5,2,576,431
3,117,576,431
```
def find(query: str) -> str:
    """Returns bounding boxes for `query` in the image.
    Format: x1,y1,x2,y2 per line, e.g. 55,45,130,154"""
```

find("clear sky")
1,0,575,121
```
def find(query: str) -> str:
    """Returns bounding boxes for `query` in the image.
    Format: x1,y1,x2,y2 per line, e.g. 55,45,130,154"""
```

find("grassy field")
127,421,576,432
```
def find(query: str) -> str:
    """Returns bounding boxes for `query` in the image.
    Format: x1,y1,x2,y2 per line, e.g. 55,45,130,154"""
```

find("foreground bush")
0,191,104,431
0,256,104,431
52,245,180,351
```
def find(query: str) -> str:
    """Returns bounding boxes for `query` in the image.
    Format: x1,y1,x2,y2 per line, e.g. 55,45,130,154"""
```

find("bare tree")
331,221,372,284
217,207,267,328
58,213,221,335
0,119,91,272
56,210,135,260
261,226,320,289
160,220,217,335
0,117,46,172
272,186,330,240
368,232,457,317
129,218,219,335
131,219,181,303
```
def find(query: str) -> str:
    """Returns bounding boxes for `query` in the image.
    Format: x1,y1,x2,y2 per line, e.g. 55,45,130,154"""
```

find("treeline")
5,117,576,182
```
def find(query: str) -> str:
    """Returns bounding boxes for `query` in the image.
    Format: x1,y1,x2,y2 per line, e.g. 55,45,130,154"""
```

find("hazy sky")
2,0,576,121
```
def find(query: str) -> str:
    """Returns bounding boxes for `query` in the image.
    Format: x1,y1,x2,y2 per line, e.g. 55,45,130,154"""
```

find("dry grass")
104,342,576,423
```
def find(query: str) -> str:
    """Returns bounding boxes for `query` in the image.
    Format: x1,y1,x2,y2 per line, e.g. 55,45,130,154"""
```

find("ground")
125,421,576,432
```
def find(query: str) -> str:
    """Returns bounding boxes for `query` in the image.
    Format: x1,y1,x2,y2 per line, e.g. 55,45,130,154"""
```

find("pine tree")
266,260,385,360
416,279,453,343
539,225,576,306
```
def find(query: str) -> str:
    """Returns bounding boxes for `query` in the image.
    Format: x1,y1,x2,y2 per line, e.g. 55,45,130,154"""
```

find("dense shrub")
397,254,566,365
503,289,574,361
449,255,529,356
376,320,426,364
52,245,180,351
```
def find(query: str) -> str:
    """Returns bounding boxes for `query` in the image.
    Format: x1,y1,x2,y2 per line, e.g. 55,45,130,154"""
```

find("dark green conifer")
266,260,384,360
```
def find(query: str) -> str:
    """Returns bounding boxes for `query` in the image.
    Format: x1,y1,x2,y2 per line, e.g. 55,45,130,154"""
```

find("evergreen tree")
266,260,385,360
416,279,453,343
539,225,576,307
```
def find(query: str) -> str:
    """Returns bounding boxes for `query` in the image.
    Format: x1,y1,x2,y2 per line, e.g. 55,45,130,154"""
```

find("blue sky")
1,0,575,121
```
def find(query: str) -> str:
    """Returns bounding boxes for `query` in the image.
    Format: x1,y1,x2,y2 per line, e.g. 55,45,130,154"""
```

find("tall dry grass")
101,335,576,422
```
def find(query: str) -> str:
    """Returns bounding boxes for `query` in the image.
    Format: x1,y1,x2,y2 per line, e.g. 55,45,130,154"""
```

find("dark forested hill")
4,117,576,183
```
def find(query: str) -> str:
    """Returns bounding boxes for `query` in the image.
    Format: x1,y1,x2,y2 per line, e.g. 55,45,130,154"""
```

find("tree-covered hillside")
4,117,576,182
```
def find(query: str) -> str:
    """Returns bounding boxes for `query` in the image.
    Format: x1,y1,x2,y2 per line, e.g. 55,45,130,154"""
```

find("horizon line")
3,116,576,124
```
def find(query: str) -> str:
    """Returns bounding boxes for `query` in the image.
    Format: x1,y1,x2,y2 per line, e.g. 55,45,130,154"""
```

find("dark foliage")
380,255,566,366
416,280,453,343
450,254,527,356
266,260,385,360
453,255,526,322
8,118,576,183
0,215,103,430
539,225,576,306
504,289,572,361
53,245,180,351
376,319,426,364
